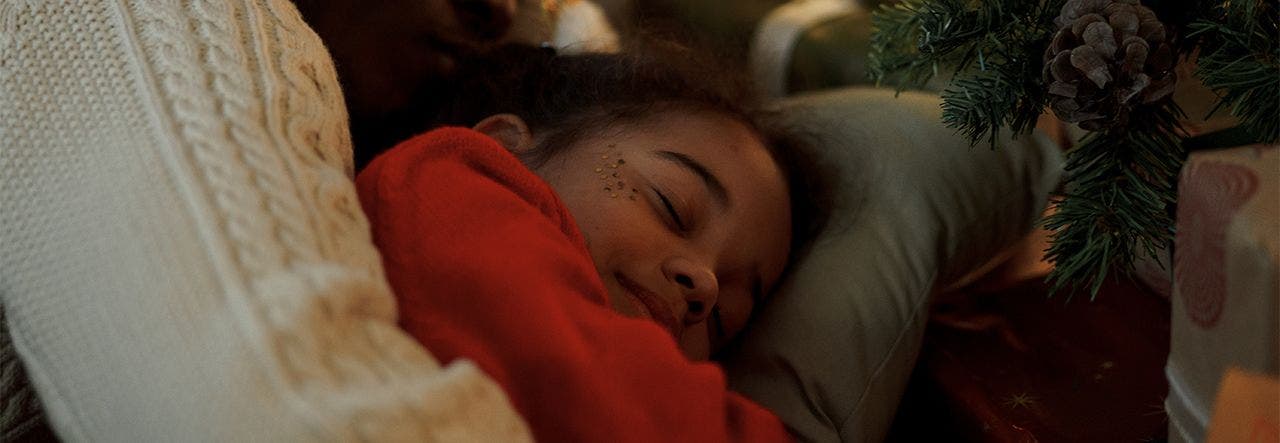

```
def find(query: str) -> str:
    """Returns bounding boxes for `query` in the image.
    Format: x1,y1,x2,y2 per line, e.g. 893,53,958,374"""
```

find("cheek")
559,153,651,261
592,153,640,201
553,152,640,221
573,199,655,275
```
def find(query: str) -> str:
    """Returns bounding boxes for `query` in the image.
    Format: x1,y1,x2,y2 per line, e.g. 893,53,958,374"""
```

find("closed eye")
655,189,687,232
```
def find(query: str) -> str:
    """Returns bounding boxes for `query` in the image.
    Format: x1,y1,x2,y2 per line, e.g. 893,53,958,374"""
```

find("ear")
473,114,535,154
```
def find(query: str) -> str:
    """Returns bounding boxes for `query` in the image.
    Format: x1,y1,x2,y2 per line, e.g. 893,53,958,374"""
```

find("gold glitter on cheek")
596,151,631,199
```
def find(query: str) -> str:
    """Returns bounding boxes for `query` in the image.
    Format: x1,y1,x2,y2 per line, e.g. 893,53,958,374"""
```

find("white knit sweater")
0,1,531,441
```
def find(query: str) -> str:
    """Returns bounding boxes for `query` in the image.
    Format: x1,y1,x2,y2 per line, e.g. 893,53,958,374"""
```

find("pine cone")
1043,0,1177,130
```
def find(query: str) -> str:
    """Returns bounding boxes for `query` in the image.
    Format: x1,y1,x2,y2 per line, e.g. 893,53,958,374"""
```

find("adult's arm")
357,128,792,442
0,1,529,440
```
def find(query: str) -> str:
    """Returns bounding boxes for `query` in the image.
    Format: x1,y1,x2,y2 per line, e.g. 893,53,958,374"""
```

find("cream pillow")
723,87,1063,442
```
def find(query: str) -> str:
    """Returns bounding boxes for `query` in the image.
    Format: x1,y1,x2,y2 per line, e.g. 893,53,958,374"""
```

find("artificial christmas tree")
870,0,1278,298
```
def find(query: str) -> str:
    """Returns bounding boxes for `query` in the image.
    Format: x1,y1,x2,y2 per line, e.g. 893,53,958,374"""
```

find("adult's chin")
343,44,460,116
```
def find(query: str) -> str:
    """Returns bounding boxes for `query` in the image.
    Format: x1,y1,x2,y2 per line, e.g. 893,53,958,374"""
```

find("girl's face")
493,110,792,360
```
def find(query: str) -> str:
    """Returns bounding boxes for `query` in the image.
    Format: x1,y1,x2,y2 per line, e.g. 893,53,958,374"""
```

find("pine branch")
871,0,1063,146
1043,102,1185,299
916,0,990,65
869,0,939,91
940,70,1020,147
868,0,1213,301
939,25,1053,148
1189,0,1280,143
1146,0,1223,52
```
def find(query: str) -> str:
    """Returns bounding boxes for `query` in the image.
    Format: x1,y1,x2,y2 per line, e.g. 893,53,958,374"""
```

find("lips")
616,274,681,337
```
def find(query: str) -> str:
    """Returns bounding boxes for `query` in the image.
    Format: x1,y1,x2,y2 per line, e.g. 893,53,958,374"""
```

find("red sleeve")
357,127,792,442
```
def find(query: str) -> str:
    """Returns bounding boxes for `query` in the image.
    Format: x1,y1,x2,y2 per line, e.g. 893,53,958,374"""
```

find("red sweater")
356,128,792,442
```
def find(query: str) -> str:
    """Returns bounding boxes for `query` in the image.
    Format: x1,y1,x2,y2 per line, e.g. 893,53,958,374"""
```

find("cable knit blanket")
0,1,531,440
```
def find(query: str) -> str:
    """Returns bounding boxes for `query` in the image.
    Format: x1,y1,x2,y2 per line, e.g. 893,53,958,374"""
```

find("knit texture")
0,0,531,440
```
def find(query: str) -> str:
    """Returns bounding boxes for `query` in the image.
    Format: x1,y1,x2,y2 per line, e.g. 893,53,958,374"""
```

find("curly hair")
371,39,833,269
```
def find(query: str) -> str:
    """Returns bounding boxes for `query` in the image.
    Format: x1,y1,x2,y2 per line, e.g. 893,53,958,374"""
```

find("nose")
662,256,719,325
448,0,516,41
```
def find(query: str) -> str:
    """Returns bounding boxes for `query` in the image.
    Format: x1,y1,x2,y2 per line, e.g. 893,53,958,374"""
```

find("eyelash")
655,189,687,232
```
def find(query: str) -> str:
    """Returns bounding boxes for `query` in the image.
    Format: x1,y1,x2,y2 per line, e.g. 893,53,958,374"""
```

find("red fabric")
889,278,1172,443
357,127,791,443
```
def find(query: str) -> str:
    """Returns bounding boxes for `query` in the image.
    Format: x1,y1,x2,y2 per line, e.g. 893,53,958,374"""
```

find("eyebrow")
654,150,730,208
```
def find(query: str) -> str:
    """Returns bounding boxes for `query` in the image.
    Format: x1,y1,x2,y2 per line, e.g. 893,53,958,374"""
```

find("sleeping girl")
355,43,828,441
